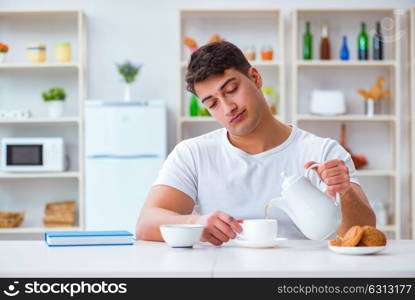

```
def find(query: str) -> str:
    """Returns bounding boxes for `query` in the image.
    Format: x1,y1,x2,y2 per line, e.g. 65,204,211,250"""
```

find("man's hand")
195,211,243,246
304,159,351,198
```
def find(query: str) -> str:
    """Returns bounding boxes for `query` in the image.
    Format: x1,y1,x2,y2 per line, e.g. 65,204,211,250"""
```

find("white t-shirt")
152,125,360,239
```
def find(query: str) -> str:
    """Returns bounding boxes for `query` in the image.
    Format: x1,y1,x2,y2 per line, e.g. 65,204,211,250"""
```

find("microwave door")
7,144,43,166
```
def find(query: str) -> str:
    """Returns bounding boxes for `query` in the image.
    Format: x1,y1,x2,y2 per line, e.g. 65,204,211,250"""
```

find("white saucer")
234,237,287,248
328,245,386,255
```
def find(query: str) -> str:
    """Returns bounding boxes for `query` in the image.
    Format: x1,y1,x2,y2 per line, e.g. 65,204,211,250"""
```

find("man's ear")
248,67,262,89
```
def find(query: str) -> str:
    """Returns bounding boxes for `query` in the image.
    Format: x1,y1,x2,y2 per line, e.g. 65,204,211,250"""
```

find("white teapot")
268,163,342,240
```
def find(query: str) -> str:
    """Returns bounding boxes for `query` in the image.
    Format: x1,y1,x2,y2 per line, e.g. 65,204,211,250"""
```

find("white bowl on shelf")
160,224,204,248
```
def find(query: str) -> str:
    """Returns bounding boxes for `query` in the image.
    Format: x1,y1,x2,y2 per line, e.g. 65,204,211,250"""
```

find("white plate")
328,245,386,255
234,237,287,248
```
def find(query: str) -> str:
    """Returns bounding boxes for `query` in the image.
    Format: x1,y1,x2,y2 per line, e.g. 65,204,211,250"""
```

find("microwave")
1,138,65,172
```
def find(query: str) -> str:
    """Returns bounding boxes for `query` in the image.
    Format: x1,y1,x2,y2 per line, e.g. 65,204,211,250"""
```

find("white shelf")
0,226,82,233
180,114,283,123
0,10,86,234
296,114,396,122
356,170,396,177
292,8,402,239
180,61,281,68
178,9,285,141
180,116,216,123
0,117,80,124
0,10,81,17
295,60,396,67
0,172,80,179
0,62,80,69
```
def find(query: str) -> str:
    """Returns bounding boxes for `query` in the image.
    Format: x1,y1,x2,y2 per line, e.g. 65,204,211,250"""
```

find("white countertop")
1,240,414,278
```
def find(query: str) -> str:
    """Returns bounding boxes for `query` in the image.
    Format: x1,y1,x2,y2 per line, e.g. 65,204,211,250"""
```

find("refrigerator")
85,100,166,234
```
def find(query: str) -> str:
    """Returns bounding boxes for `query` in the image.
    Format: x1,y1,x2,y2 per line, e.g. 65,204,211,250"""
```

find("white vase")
123,84,131,102
0,53,5,63
48,101,64,117
365,99,383,117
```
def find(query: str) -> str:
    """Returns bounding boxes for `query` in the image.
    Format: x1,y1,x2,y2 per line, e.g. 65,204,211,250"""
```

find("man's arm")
304,160,376,236
335,182,376,236
135,185,197,242
135,185,242,245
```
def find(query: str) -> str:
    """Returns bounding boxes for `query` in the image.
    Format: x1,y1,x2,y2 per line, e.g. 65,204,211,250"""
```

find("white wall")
0,0,413,151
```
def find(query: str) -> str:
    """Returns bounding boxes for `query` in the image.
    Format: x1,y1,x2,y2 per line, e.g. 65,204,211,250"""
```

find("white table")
0,240,414,277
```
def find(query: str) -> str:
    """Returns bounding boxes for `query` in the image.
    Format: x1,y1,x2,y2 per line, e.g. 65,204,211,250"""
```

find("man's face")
194,68,266,136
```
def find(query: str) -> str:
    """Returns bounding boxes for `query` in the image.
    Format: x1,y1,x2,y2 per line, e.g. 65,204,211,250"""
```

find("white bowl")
160,224,204,248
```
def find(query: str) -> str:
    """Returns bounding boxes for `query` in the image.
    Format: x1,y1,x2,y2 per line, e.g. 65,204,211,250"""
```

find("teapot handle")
305,163,341,207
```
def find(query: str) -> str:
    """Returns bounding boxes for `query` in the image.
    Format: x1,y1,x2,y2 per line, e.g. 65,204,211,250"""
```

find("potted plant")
41,87,66,117
0,42,9,63
116,61,141,102
357,76,390,117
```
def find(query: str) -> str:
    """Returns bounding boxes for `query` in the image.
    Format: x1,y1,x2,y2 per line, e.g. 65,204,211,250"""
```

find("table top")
1,239,414,278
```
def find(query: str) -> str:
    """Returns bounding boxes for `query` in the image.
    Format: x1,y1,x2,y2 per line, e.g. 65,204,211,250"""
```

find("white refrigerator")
85,100,166,234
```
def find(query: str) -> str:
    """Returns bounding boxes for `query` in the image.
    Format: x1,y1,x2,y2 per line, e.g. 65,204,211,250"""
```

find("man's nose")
223,98,238,115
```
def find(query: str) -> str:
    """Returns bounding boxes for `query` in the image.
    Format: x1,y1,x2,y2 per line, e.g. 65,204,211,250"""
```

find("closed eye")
209,101,218,109
226,87,238,94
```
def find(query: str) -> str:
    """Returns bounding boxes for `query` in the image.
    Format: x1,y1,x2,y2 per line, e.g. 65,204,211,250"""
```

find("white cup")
239,219,278,242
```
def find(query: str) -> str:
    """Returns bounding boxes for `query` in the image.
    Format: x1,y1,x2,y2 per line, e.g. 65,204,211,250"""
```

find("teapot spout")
266,197,289,215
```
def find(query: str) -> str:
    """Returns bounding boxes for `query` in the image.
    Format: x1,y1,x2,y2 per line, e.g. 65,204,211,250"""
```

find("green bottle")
358,22,369,60
303,21,313,60
199,106,210,116
189,94,200,116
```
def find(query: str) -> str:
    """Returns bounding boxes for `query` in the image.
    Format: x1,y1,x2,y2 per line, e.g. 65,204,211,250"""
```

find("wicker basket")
45,200,76,214
43,200,76,227
0,211,25,228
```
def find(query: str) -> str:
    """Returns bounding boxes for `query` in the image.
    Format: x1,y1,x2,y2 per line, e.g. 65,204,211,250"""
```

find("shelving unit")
178,9,285,142
0,117,81,124
0,10,86,236
410,7,415,239
0,62,80,69
292,8,402,238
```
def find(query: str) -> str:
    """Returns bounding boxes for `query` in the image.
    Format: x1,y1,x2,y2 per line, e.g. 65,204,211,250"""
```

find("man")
136,41,375,246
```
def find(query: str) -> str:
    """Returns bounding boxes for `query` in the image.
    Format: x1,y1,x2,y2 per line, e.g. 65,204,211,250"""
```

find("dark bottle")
303,21,313,60
320,24,330,60
373,21,383,60
358,22,369,60
340,36,350,60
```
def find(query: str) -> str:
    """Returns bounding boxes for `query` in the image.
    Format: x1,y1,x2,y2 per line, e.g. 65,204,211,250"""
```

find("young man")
136,41,375,246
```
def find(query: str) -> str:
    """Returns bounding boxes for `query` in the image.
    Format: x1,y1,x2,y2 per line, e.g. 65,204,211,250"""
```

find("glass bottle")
189,94,199,117
373,21,383,60
358,22,369,60
303,21,313,60
320,24,330,60
340,35,350,60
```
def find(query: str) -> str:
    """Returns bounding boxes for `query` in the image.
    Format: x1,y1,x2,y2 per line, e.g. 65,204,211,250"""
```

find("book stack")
43,201,76,227
45,231,135,247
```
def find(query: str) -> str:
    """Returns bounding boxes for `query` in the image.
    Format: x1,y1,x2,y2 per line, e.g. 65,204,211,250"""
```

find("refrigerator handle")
87,154,160,159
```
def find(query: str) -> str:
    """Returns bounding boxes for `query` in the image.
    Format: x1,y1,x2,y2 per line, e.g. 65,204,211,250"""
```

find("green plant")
41,87,66,102
117,61,141,84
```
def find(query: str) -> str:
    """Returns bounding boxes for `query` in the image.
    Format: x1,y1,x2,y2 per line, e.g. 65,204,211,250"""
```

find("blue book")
45,230,134,247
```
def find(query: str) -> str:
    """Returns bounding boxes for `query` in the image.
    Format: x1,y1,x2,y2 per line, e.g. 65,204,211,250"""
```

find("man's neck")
227,112,292,155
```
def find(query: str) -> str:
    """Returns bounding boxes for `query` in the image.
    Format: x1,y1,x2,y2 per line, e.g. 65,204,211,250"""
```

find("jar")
27,43,46,63
261,45,274,61
243,45,256,61
55,42,72,62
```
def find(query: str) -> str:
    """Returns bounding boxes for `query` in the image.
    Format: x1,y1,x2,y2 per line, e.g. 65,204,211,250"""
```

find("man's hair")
185,41,251,95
